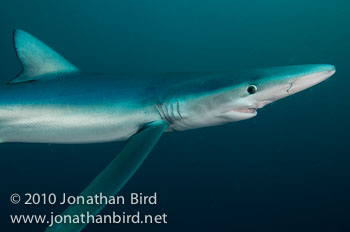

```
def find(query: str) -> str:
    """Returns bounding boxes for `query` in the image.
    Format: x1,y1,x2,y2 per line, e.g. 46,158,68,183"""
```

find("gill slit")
156,100,183,123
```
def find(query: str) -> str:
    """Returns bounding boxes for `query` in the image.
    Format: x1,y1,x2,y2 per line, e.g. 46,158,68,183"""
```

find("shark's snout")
243,64,336,111
287,64,335,95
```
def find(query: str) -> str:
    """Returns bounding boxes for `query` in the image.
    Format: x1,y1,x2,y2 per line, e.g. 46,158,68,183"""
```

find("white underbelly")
0,107,159,144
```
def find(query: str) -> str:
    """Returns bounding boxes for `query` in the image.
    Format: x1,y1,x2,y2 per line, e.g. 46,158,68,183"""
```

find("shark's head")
171,64,335,130
220,64,336,120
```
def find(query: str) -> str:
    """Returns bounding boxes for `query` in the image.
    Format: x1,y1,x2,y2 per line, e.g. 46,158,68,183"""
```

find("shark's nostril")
287,82,294,93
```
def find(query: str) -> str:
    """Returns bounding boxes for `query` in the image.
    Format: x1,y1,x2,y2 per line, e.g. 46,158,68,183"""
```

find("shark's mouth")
224,108,257,114
232,108,257,114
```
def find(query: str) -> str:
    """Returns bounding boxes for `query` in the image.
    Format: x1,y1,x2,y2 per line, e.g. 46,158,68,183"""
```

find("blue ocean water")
0,0,349,231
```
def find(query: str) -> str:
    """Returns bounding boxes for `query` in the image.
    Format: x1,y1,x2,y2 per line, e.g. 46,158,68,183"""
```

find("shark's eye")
247,85,257,94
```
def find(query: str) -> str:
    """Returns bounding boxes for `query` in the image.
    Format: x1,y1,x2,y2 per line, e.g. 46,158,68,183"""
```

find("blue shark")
1,30,335,231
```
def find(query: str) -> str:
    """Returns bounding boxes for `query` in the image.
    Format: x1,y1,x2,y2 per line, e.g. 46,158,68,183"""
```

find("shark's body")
1,30,335,232
0,67,335,144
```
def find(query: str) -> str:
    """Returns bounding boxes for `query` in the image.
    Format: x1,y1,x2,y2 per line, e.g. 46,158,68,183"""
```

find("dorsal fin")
9,29,79,84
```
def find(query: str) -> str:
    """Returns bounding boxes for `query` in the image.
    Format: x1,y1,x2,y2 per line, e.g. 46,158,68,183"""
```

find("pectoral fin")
46,121,168,232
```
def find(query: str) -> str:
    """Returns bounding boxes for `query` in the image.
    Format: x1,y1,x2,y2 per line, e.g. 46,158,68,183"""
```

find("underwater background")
0,0,349,231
